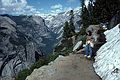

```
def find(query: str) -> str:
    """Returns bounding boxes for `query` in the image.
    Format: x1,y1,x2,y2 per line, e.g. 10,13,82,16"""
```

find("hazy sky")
0,0,81,16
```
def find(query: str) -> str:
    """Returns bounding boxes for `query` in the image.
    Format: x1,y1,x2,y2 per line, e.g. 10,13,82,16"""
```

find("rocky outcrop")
86,25,100,42
26,55,65,80
26,54,101,80
0,16,42,79
93,24,120,80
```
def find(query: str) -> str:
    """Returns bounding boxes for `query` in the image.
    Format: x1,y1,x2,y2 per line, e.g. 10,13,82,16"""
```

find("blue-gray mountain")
7,15,57,54
0,16,43,79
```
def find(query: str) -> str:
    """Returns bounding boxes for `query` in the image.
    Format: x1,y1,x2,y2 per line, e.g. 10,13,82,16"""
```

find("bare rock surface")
0,16,42,79
26,54,101,80
93,24,120,80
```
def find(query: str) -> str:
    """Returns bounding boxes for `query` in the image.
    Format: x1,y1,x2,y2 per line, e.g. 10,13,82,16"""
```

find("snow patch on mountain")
93,24,120,80
44,8,81,39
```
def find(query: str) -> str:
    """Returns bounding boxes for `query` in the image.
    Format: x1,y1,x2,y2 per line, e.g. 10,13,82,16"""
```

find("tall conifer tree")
69,10,75,34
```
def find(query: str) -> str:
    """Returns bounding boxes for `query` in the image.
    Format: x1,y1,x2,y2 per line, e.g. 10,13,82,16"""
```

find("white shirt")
86,40,94,48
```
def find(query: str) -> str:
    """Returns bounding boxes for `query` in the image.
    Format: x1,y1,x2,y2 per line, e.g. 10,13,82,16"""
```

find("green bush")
54,38,73,53
79,27,87,35
15,58,47,80
76,35,86,44
46,47,73,63
15,69,31,80
46,53,59,63
54,45,64,52
80,35,86,44
61,47,73,56
30,59,46,72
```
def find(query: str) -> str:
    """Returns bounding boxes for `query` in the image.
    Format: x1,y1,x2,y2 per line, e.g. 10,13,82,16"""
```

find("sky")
0,0,81,16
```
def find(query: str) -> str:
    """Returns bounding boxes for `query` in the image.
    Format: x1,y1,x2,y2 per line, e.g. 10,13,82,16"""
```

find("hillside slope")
0,16,42,79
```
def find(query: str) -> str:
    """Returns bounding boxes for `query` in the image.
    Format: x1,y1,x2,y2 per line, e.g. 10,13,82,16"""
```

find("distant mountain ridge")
44,8,81,39
5,15,57,54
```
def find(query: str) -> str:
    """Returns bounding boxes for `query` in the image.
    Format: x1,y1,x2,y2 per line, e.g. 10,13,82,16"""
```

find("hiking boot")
87,55,91,58
84,55,87,57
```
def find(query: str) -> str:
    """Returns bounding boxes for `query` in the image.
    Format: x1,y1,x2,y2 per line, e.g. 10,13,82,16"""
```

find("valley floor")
26,53,101,80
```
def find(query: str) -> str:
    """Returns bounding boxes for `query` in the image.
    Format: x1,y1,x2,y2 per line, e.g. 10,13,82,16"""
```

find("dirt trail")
50,54,101,80
26,54,101,80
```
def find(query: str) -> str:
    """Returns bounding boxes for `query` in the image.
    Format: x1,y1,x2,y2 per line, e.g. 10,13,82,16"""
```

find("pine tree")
88,0,94,24
93,0,120,23
80,4,90,35
63,21,71,38
69,10,75,34
80,0,120,31
80,0,85,9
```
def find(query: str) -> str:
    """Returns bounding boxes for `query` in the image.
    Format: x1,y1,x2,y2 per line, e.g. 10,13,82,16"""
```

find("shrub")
80,35,86,44
61,47,73,56
79,27,87,35
15,58,47,80
30,59,46,72
54,38,73,53
15,69,31,80
46,53,59,63
76,35,86,44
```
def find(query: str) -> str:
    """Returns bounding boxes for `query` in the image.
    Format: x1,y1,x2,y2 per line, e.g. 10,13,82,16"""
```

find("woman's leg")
85,44,89,56
88,46,93,57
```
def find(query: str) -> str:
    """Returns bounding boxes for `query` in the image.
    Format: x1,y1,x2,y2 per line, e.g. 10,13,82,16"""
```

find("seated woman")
84,31,94,58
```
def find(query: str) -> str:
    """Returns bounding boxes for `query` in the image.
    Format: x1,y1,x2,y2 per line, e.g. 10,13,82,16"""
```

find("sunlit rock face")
93,24,120,80
25,55,65,80
8,15,56,53
0,16,42,79
44,8,81,39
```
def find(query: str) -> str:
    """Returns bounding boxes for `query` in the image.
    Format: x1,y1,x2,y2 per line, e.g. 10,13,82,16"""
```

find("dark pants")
85,44,93,56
